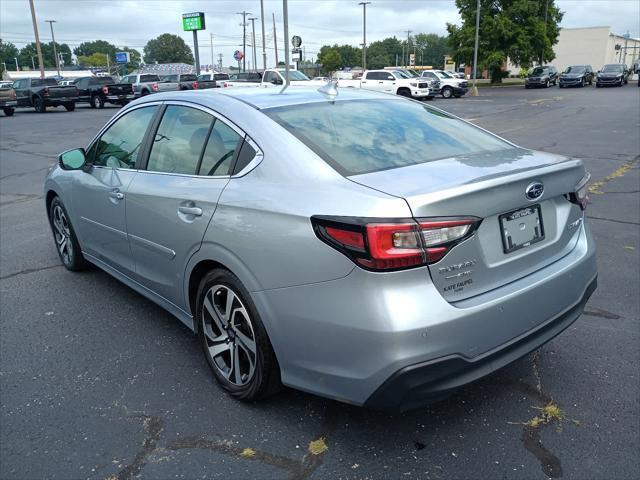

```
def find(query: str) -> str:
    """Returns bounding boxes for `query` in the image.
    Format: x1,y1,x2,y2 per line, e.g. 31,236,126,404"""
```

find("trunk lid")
105,83,133,95
47,85,78,98
349,148,586,302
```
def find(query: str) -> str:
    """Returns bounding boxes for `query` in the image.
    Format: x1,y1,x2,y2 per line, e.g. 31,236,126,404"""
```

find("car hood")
561,73,583,78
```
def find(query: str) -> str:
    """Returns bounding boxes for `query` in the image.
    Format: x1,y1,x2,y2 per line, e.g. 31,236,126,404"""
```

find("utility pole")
29,0,45,78
281,0,290,92
260,0,267,71
31,56,36,70
358,2,371,71
14,58,19,71
405,30,411,67
237,11,251,72
218,53,223,71
45,20,60,77
210,33,214,71
471,0,480,96
272,13,279,66
249,17,258,72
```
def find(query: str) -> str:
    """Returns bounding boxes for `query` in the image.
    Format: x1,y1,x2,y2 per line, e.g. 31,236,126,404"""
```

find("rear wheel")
49,197,89,271
397,88,411,98
441,86,453,98
64,103,75,112
197,269,281,401
34,97,46,113
3,107,14,116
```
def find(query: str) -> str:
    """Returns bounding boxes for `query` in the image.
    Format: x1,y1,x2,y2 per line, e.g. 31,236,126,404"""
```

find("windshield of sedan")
564,66,585,74
602,64,623,73
277,70,310,81
264,99,512,175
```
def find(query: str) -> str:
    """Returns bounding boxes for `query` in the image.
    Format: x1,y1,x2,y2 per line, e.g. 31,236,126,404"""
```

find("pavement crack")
583,307,621,320
112,415,164,480
586,216,640,226
0,264,62,280
0,193,44,206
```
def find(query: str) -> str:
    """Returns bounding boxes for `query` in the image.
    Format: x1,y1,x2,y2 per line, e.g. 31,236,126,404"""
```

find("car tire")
49,197,89,271
441,86,453,98
34,97,46,113
141,89,149,96
397,88,411,98
89,95,97,108
3,107,14,116
196,269,281,401
545,79,550,88
64,103,75,112
525,85,530,89
580,78,585,88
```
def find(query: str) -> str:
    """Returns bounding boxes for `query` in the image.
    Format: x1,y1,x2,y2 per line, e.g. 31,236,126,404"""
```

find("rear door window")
146,106,214,175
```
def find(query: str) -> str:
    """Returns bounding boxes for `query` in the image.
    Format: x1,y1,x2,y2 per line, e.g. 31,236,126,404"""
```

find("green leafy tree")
119,46,142,69
318,49,342,74
447,0,563,83
18,42,72,70
1,39,20,74
73,40,116,58
413,33,450,68
143,33,194,64
77,52,108,67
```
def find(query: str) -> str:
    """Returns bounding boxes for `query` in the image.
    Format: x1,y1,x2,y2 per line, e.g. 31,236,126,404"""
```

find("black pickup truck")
161,73,218,90
12,77,78,112
74,76,135,108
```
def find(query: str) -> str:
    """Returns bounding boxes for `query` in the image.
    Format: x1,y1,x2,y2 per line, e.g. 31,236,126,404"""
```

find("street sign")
182,12,205,31
115,52,130,64
233,50,244,61
292,49,302,62
291,35,302,48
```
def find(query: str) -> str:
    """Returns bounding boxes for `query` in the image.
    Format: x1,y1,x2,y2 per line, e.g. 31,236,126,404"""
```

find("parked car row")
526,63,635,88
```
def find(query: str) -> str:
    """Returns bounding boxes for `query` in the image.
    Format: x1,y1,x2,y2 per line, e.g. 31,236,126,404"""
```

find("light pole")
14,57,19,71
471,0,480,96
45,20,60,77
31,56,37,70
540,0,549,65
358,2,371,71
260,0,267,71
236,11,251,72
249,17,258,72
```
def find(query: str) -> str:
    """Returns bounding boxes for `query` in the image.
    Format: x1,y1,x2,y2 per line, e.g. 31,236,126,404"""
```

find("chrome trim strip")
80,216,128,238
128,233,176,259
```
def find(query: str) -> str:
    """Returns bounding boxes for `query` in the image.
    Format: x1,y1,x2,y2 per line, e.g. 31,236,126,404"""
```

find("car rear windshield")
97,77,115,84
214,74,229,80
264,99,512,176
181,74,198,81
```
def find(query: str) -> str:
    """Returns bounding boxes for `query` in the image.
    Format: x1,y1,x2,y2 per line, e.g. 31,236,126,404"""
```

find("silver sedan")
44,87,597,410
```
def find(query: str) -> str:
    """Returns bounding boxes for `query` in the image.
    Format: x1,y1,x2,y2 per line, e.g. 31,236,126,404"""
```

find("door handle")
108,189,124,200
178,205,203,216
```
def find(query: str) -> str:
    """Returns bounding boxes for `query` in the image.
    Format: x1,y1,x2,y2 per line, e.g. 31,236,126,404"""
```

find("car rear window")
32,78,59,87
180,74,198,81
264,99,513,176
214,74,229,80
141,74,159,82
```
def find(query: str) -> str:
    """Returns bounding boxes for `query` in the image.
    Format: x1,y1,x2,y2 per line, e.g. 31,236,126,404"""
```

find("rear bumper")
106,94,135,101
0,101,17,107
411,88,431,98
45,97,76,105
365,276,597,410
252,221,597,407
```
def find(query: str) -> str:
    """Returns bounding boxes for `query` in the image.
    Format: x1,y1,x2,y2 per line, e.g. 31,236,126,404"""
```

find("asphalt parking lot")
1,84,638,480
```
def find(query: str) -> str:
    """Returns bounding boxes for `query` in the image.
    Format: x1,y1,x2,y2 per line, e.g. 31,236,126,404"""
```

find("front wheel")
580,78,585,88
3,107,14,116
64,103,75,112
49,197,89,271
441,86,453,98
197,269,281,401
545,79,550,88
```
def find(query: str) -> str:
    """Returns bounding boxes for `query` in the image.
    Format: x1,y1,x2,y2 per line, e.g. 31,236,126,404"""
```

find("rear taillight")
102,86,109,94
10,90,16,99
223,82,230,87
312,216,480,271
192,81,199,89
152,82,159,92
570,172,590,210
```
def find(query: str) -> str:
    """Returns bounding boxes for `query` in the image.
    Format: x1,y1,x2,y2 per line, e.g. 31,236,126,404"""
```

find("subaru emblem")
525,182,544,201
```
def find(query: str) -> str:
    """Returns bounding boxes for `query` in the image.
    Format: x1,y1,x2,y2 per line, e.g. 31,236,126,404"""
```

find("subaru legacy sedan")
45,87,596,410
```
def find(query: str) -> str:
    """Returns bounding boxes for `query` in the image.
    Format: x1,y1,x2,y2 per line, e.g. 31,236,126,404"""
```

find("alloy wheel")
201,285,257,386
52,204,73,265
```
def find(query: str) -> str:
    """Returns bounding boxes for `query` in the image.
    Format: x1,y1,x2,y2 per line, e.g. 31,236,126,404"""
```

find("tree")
18,41,72,70
143,33,194,64
413,33,450,68
77,52,108,67
119,46,142,69
0,39,19,73
318,48,341,74
447,0,563,83
73,40,116,58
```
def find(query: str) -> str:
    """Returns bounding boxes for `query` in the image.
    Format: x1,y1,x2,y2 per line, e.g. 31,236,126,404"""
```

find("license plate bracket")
499,204,545,254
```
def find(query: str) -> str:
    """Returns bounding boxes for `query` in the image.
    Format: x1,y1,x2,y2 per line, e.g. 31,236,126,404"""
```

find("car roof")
216,86,399,109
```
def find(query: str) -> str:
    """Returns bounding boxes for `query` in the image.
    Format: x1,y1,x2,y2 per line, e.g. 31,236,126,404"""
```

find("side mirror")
59,148,87,170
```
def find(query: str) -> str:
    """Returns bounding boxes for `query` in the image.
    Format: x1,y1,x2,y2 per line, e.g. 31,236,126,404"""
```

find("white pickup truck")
337,69,432,99
226,69,327,88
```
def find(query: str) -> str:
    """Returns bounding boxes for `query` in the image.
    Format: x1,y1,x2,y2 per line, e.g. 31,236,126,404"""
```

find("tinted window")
181,74,197,81
96,77,115,84
365,72,381,80
602,64,623,72
214,74,229,80
263,71,277,83
163,74,179,81
141,74,159,82
120,76,134,84
265,99,512,176
32,78,59,87
198,120,242,176
92,106,158,169
232,140,257,175
146,106,213,175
